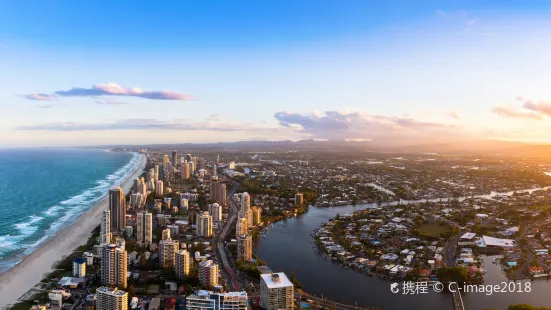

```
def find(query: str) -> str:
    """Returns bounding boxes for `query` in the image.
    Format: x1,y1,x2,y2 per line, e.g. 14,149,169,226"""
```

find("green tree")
508,304,551,310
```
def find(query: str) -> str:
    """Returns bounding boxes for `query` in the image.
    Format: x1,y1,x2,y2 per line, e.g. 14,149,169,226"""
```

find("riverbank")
0,152,146,309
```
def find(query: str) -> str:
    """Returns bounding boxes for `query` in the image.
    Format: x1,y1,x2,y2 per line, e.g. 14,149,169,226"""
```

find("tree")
508,305,551,310
436,267,469,284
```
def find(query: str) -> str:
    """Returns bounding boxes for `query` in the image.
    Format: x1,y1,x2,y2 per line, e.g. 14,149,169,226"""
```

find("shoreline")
0,152,146,309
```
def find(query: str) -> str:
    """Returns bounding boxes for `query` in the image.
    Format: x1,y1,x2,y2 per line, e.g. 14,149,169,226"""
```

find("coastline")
0,152,146,309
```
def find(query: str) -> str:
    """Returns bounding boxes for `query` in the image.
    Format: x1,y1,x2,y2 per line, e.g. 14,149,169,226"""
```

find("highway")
214,181,241,291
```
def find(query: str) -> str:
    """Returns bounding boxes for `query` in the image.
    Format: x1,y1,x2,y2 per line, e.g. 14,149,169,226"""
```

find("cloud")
22,83,192,101
273,110,455,140
205,114,221,121
492,106,543,120
20,93,57,101
14,118,271,132
37,104,54,109
522,100,551,117
436,10,468,17
466,18,479,26
94,98,128,105
493,97,551,119
448,111,460,119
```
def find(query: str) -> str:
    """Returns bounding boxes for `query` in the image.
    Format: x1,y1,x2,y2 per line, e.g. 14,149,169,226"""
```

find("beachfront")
0,153,147,309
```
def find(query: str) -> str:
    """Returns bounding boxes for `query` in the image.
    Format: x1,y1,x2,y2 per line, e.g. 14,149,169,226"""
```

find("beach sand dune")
0,153,147,309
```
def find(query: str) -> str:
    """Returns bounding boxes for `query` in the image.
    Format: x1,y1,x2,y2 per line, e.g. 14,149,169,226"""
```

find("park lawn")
418,223,451,237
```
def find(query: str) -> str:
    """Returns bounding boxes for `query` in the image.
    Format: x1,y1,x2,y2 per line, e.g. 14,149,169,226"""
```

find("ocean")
0,148,142,272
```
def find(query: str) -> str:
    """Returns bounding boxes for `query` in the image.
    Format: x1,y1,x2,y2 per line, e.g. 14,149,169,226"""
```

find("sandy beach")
0,153,146,309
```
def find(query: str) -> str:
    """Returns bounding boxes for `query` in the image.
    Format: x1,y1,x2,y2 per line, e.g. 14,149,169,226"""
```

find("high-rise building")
295,193,304,206
130,193,144,208
162,228,171,240
220,184,227,206
236,217,248,235
210,178,221,203
237,234,252,262
155,180,164,197
212,164,217,176
239,192,252,227
133,179,141,194
96,287,128,310
186,291,248,310
196,211,213,237
109,187,125,232
100,209,111,244
132,178,147,196
251,206,262,226
101,241,127,288
175,249,191,278
199,260,219,288
181,163,190,179
260,273,294,310
240,192,250,211
188,160,196,175
136,211,152,244
154,165,160,180
73,257,87,278
159,239,179,268
208,203,222,222
159,165,165,181
171,150,177,169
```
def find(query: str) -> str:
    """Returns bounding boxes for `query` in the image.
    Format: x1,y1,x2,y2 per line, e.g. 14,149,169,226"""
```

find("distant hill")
96,138,551,159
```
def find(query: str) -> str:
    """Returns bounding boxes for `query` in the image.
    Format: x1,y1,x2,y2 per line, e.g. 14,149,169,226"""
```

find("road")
214,182,241,291
443,231,466,310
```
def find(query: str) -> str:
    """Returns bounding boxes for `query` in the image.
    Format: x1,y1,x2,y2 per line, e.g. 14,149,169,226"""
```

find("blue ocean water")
0,149,142,272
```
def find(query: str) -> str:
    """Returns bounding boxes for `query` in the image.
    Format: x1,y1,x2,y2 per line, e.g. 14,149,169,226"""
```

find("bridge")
444,233,466,310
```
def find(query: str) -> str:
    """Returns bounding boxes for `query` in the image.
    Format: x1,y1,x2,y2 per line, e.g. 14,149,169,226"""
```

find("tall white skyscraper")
208,203,222,222
109,187,125,232
155,180,164,197
239,192,252,227
101,241,127,288
196,211,213,237
260,273,294,310
100,208,111,244
136,211,152,244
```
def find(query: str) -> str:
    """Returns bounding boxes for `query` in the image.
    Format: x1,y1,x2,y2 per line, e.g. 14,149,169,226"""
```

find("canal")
254,204,551,310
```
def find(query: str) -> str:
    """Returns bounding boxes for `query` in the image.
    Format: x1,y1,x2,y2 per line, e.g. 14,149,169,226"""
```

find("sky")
2,0,551,147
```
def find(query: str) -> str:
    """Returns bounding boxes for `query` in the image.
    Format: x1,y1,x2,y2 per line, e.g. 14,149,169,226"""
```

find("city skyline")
2,1,551,147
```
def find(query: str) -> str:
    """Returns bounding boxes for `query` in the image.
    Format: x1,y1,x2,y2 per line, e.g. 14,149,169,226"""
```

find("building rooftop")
479,235,516,248
260,272,294,289
73,257,87,264
97,287,127,296
460,232,476,240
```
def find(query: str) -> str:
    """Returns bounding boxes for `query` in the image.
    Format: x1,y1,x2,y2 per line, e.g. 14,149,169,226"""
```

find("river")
254,200,551,310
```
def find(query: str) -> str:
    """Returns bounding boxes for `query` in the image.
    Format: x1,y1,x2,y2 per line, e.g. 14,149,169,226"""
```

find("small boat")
262,235,266,238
